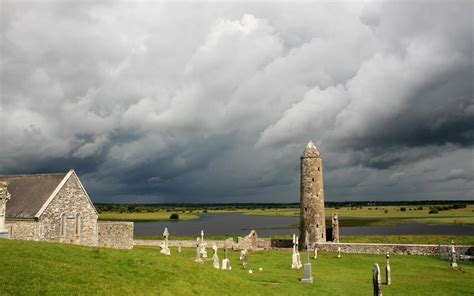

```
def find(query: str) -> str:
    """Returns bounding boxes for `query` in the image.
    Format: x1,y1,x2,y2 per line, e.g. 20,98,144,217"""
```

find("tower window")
312,178,314,182
316,224,319,228
316,193,319,197
322,233,324,238
304,207,307,212
318,167,320,171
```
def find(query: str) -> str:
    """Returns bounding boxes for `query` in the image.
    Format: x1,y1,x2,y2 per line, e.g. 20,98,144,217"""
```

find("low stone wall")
135,238,235,249
98,221,134,250
316,242,473,256
5,221,39,241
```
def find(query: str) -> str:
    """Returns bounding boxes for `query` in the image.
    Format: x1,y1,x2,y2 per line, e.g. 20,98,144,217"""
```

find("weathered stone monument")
195,237,204,263
221,240,231,270
450,240,458,268
300,140,326,247
212,243,220,269
314,244,318,259
240,249,248,269
385,253,391,285
373,263,382,296
200,230,208,258
301,231,313,283
332,212,339,243
291,234,302,269
160,227,170,255
178,244,182,253
0,182,11,239
337,246,342,258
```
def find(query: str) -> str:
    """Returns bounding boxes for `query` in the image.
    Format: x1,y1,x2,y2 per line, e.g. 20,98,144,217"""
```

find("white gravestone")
301,231,314,283
200,230,208,258
160,227,171,255
195,237,204,263
450,240,458,268
221,240,231,270
240,249,248,269
373,263,382,296
212,243,220,269
337,247,341,258
291,234,302,269
385,253,391,285
314,245,318,260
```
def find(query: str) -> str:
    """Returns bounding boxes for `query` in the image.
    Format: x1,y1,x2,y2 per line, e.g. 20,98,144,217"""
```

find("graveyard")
0,238,473,295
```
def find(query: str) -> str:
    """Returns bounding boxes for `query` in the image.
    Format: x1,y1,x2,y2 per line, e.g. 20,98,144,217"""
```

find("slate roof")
0,173,67,219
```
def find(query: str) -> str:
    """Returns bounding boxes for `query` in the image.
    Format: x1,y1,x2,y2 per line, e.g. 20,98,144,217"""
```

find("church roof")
0,171,68,219
301,140,321,158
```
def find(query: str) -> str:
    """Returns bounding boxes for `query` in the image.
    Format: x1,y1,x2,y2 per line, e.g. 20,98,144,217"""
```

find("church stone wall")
5,221,39,240
98,222,134,249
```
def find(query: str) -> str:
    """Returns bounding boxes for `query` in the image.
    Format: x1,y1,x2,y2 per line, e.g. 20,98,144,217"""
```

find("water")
134,212,474,237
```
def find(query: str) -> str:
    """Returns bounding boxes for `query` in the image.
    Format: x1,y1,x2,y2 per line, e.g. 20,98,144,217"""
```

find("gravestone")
160,227,170,255
200,230,208,258
373,263,382,296
291,234,302,269
314,245,318,259
240,249,248,269
337,247,341,258
332,213,339,243
450,240,458,268
178,245,182,253
212,243,220,269
301,231,313,283
195,237,204,263
385,253,391,285
0,182,11,239
221,240,231,270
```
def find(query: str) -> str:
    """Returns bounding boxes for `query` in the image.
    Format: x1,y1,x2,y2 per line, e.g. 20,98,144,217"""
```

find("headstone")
450,240,458,268
291,234,302,269
301,231,313,283
195,237,203,263
240,249,248,269
160,227,170,255
178,245,182,253
332,212,339,243
373,263,382,296
212,243,220,269
385,253,391,285
0,182,11,239
221,240,231,270
200,230,208,258
314,245,318,259
337,247,341,258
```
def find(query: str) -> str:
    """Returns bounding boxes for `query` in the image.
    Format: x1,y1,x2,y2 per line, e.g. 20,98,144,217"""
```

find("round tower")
300,140,326,247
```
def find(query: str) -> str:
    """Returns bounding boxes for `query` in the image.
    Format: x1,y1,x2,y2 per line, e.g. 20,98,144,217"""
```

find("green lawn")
1,239,473,295
339,235,474,245
99,211,199,222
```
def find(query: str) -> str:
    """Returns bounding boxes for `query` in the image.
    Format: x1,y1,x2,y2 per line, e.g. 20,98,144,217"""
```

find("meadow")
1,239,473,295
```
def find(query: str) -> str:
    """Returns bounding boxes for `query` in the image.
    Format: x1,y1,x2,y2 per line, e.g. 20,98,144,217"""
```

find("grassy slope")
1,239,473,295
340,235,474,245
99,212,199,222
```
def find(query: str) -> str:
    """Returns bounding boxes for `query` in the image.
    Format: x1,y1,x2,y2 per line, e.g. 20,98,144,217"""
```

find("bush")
429,208,439,214
400,207,406,212
384,210,388,213
170,213,179,220
417,206,423,210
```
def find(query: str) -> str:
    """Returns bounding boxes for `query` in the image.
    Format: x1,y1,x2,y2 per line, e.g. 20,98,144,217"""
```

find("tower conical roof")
301,140,321,158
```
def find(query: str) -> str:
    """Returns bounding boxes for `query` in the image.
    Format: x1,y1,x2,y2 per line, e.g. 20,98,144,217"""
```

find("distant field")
99,211,199,222
1,239,473,295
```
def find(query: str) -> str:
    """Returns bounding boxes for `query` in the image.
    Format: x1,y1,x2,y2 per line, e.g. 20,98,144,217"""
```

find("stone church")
0,170,133,249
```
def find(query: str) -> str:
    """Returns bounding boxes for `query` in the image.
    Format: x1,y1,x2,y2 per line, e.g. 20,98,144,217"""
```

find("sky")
0,0,473,203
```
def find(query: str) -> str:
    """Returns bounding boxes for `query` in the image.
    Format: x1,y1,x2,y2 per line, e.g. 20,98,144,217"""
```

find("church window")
75,213,81,235
60,213,67,236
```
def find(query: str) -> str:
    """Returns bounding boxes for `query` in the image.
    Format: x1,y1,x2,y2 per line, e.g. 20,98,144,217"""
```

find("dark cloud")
1,1,472,203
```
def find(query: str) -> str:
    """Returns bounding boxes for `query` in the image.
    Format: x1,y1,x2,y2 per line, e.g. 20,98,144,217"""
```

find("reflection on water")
134,212,474,237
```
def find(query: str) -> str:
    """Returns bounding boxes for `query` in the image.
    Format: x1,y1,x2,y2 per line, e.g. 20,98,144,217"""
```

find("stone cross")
200,230,207,258
291,234,302,269
221,240,231,270
301,230,313,283
385,253,391,285
0,182,11,235
337,247,341,258
160,227,170,255
373,263,382,296
314,245,318,260
450,240,458,268
332,212,339,243
212,243,220,269
195,237,203,263
240,249,248,269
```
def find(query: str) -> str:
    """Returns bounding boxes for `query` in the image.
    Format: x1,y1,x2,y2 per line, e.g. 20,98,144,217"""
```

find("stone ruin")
237,230,270,250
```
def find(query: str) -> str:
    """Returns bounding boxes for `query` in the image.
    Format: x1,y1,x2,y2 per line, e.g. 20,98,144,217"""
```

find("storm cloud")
1,1,472,203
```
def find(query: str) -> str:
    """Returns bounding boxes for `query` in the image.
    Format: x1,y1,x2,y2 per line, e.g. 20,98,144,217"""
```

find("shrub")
384,210,388,213
400,207,406,212
429,208,439,214
417,206,423,210
170,213,179,220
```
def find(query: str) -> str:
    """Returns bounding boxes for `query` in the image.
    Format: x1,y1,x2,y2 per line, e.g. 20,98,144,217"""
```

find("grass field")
1,239,473,295
99,212,199,222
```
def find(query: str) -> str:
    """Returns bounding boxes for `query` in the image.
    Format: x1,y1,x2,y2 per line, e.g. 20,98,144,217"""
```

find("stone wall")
135,238,235,249
98,222,134,250
40,173,98,246
5,221,39,240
